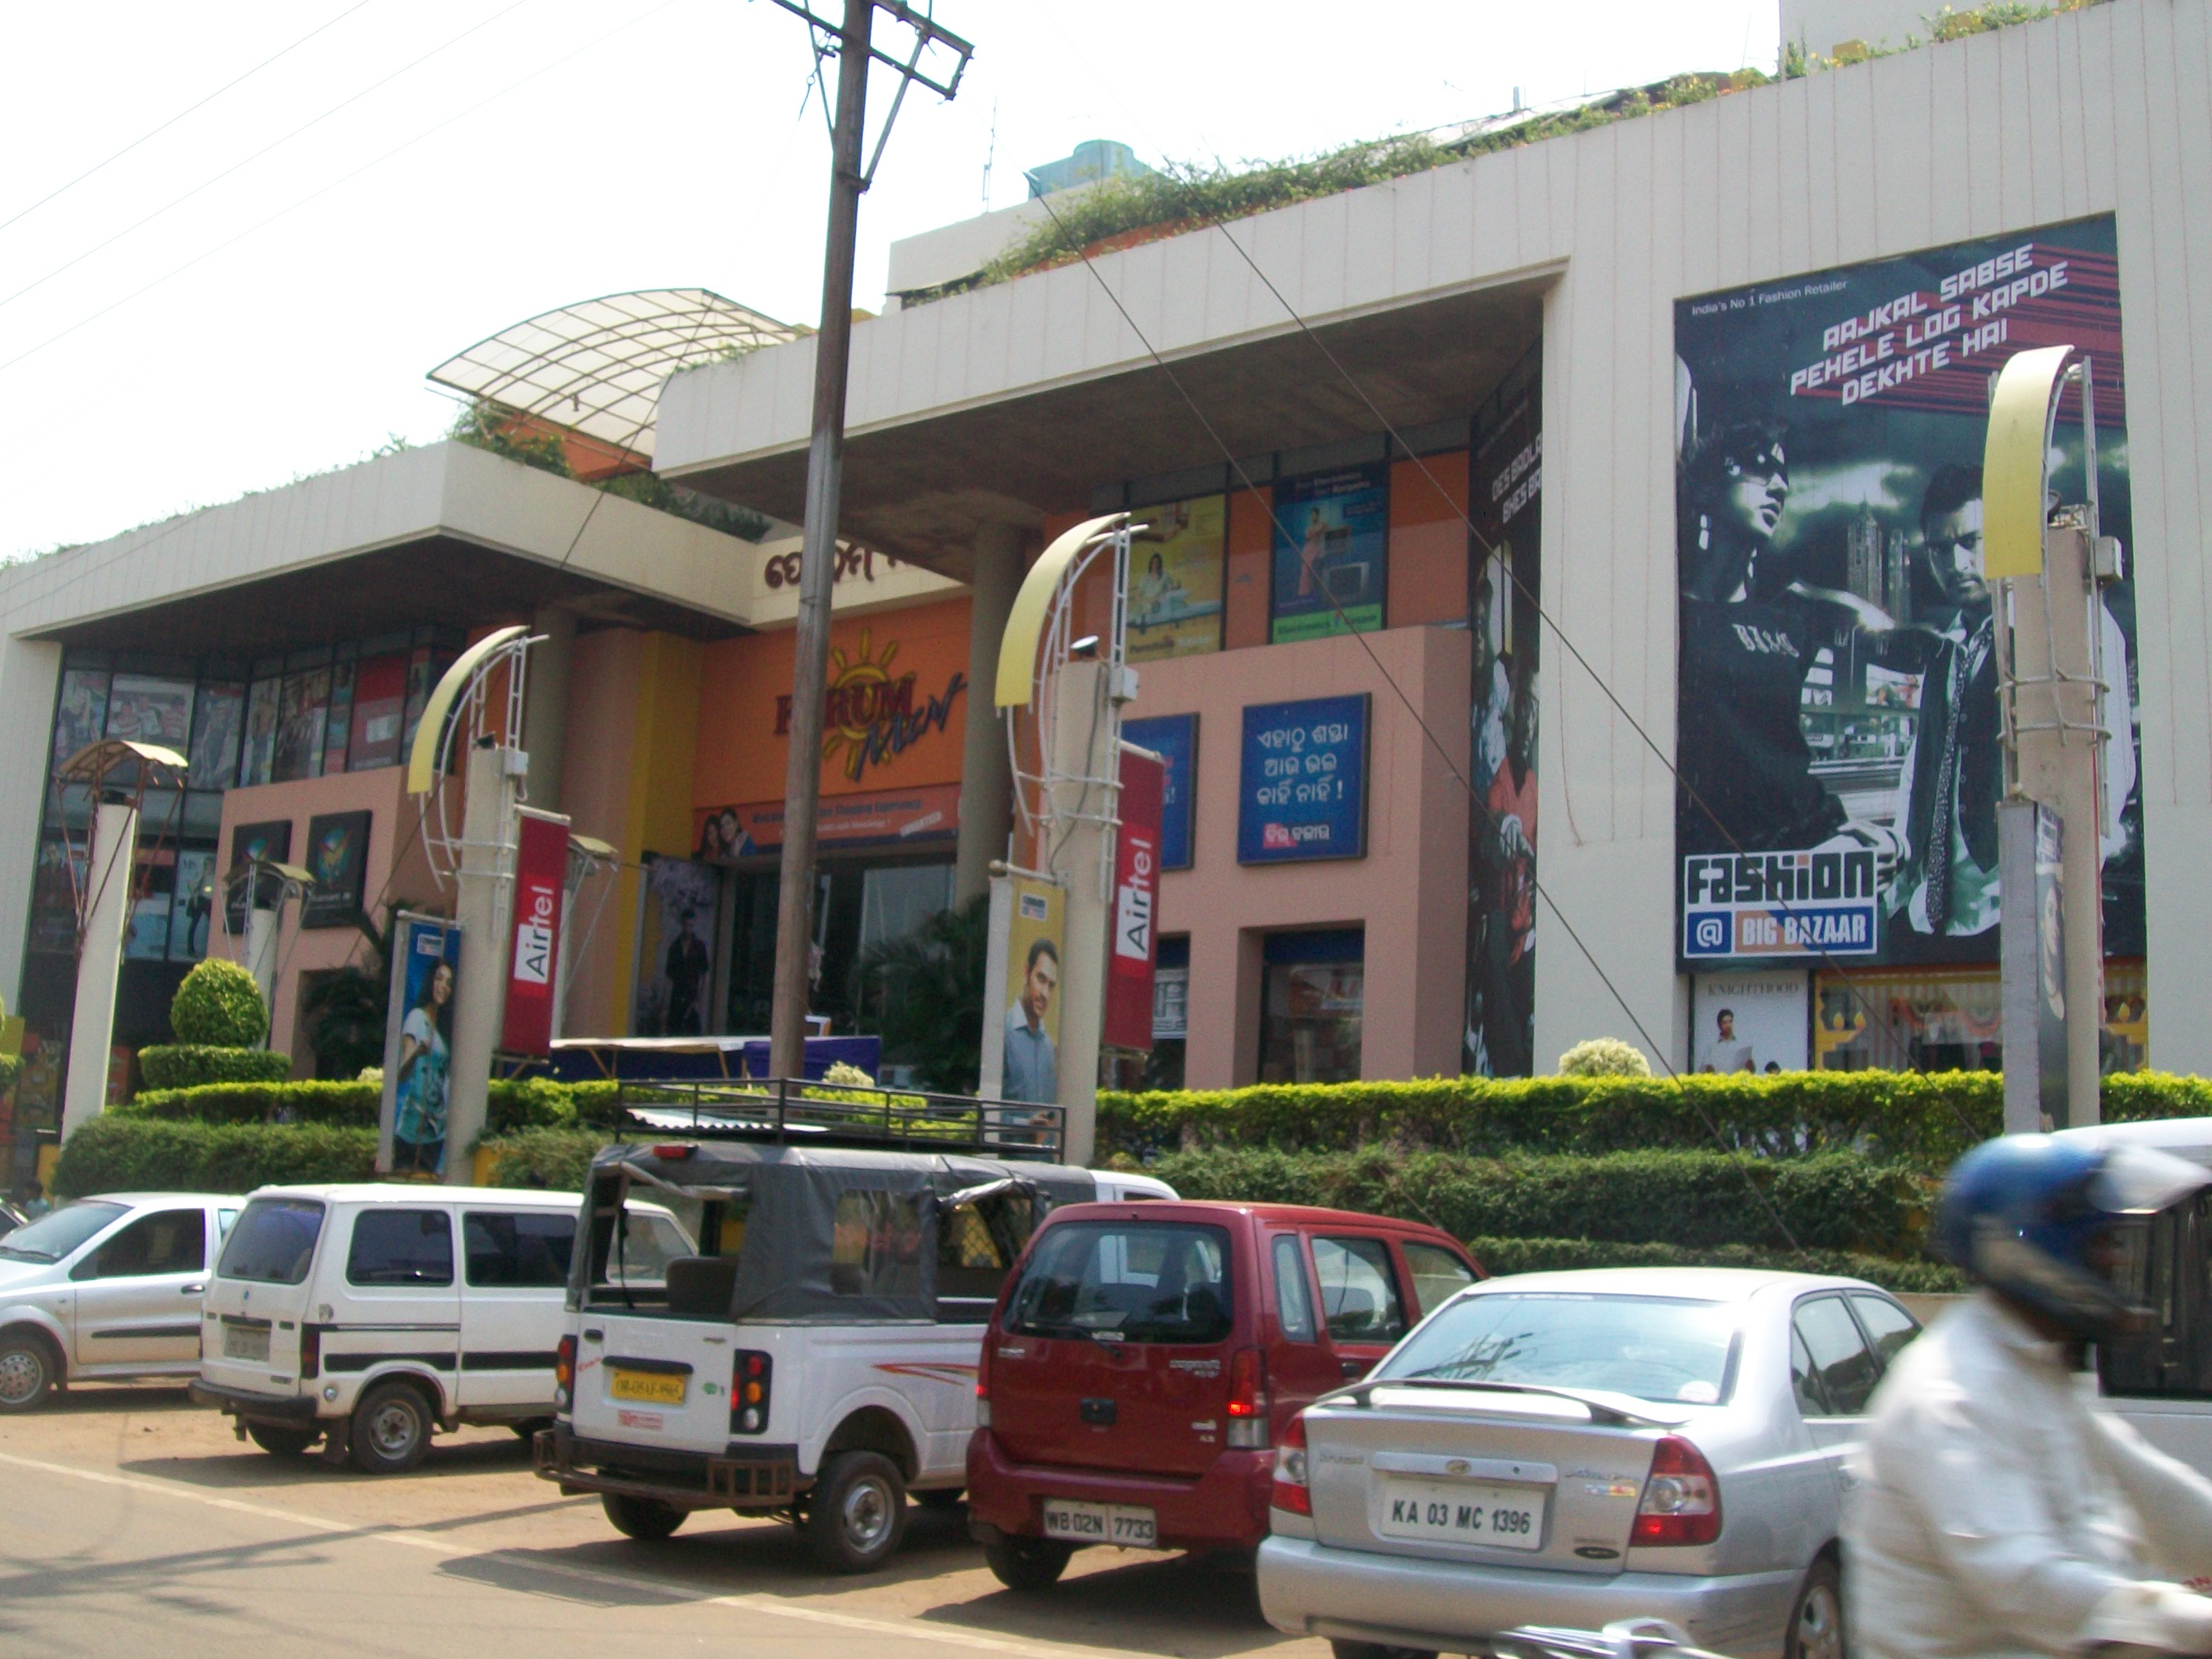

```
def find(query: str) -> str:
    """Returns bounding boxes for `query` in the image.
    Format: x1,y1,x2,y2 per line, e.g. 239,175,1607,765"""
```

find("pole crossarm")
766,0,972,99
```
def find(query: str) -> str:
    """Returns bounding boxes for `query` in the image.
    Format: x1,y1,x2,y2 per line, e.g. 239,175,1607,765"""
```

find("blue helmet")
1934,1133,2209,1340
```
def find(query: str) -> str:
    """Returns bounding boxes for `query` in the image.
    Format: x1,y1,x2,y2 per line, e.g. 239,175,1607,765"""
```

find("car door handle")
182,1284,205,1295
1079,1397,1117,1425
1339,1359,1367,1378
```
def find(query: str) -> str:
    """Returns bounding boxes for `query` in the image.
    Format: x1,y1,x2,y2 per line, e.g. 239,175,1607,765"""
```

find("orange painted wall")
692,595,974,812
1223,484,1273,650
1388,452,1471,628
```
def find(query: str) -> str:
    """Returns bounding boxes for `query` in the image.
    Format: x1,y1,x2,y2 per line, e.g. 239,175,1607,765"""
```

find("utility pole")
765,0,972,1079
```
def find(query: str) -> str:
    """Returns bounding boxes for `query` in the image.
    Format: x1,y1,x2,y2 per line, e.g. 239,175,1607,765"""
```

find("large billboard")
1465,349,1542,1077
1673,215,2141,969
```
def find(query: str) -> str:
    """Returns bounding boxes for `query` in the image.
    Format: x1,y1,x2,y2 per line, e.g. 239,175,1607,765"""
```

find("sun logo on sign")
821,630,918,780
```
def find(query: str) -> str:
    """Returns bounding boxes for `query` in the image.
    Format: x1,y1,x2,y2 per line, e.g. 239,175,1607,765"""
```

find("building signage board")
1237,694,1369,865
379,912,460,1177
1690,968,1810,1073
300,811,371,929
1122,713,1196,871
1672,215,2142,968
223,819,291,937
1104,745,1165,1052
501,808,568,1056
1127,496,1226,661
986,874,1063,1106
695,782,961,859
1270,464,1387,642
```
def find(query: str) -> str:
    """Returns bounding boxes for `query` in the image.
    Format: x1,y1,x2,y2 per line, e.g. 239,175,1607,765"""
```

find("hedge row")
118,1077,631,1135
138,1045,291,1091
1462,1236,1966,1296
1098,1071,2212,1170
1144,1145,1927,1254
52,1117,377,1197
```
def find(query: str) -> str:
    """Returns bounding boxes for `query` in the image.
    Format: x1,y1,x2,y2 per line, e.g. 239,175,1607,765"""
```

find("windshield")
1004,1221,1234,1345
217,1198,326,1285
1376,1291,1741,1405
0,1200,126,1263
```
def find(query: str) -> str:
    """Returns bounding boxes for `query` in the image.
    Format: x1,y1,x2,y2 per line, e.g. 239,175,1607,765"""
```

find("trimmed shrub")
485,1128,615,1191
120,1082,379,1127
170,959,268,1048
138,1045,292,1091
1144,1144,1928,1255
52,1117,376,1197
1462,1236,1967,1296
1558,1038,1653,1078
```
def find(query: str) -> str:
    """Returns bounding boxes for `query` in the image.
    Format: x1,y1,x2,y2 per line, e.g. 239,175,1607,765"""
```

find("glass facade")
1259,928,1365,1084
1811,958,2148,1074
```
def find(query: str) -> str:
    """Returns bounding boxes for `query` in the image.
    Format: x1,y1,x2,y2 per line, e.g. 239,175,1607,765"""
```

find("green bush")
138,1045,292,1091
1558,1038,1653,1078
120,1081,380,1127
1462,1235,1967,1296
485,1128,615,1191
0,1052,22,1095
1144,1144,1927,1255
52,1117,376,1197
169,959,268,1049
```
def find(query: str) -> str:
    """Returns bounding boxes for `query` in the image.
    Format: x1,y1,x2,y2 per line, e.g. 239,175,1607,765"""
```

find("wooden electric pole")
765,0,972,1080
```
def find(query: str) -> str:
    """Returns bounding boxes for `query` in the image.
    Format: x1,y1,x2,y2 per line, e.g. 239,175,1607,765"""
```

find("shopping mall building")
4,0,2209,1163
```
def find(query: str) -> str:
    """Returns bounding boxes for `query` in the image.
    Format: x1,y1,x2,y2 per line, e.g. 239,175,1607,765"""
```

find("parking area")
0,1384,1328,1659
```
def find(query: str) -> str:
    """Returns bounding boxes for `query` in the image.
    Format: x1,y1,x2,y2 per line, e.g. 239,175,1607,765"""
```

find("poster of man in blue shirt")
1002,936,1060,1105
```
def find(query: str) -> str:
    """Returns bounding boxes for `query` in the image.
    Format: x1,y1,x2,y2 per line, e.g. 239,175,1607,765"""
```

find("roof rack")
614,1076,1066,1163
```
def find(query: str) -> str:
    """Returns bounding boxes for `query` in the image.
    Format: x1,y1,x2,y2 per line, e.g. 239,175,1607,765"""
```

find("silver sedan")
1257,1267,1923,1659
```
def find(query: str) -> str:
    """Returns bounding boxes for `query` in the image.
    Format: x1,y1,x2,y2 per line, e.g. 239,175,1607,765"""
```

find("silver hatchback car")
1258,1268,1923,1659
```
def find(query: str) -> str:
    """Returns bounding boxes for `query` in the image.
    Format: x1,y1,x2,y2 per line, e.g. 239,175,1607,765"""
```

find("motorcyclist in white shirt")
1846,1133,2212,1659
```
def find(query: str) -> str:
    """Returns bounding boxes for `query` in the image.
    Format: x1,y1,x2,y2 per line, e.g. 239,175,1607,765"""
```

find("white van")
192,1183,691,1474
2053,1116,2212,1474
536,1138,1172,1572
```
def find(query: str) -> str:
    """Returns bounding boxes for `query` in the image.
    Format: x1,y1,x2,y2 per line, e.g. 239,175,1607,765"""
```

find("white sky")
0,0,1779,561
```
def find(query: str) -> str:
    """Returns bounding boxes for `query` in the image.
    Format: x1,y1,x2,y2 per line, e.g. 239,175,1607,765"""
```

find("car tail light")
975,1337,992,1429
1634,1435,1721,1546
1224,1349,1271,1448
650,1143,696,1161
299,1324,322,1381
731,1350,772,1435
1270,1411,1312,1515
554,1335,576,1411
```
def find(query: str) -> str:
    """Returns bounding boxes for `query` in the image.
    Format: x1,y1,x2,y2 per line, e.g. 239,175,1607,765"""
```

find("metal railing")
612,1075,1066,1161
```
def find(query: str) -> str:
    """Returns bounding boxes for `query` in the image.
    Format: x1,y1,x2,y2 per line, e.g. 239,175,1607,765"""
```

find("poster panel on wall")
997,874,1064,1106
300,810,371,928
52,669,108,771
189,684,245,790
168,850,214,962
322,661,354,774
379,912,460,1177
1465,347,1543,1079
1270,463,1388,642
632,857,719,1037
238,679,280,787
105,675,194,750
223,819,292,937
126,894,170,961
695,782,961,859
272,668,331,783
502,809,569,1056
1127,495,1226,661
1122,714,1196,871
348,653,409,771
1104,745,1165,1052
1673,215,2141,972
1237,694,1369,865
1690,968,1810,1073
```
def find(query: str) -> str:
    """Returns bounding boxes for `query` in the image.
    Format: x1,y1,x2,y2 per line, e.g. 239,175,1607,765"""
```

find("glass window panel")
346,1209,454,1287
1793,1294,1879,1415
94,1209,205,1277
1848,1291,1921,1370
1402,1240,1477,1318
1273,1234,1316,1342
238,680,280,787
858,862,954,954
1004,1221,1233,1344
188,683,245,790
829,1191,924,1299
1260,958,1363,1084
462,1210,575,1288
1312,1235,1407,1344
105,675,194,752
52,669,108,772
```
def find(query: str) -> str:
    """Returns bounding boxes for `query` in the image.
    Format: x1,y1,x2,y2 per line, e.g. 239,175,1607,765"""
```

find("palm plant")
300,907,398,1080
849,895,989,1095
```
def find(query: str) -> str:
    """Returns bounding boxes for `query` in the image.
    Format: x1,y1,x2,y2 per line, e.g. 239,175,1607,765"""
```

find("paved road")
0,1384,1326,1659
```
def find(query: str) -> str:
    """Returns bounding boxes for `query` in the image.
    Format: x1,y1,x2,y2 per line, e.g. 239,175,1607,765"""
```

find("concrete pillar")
1048,659,1112,1166
62,802,136,1137
0,637,61,1014
445,744,516,1182
522,605,576,815
244,904,280,1021
954,522,1023,907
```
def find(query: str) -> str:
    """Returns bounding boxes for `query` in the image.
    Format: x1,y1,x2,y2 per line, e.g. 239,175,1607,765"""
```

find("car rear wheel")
350,1381,434,1475
602,1493,687,1540
984,1537,1074,1591
804,1449,907,1574
1330,1644,1437,1659
0,1333,56,1412
247,1423,318,1457
1786,1557,1846,1659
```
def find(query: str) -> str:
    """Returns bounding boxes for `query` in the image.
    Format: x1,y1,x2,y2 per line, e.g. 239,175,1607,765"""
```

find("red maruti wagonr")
966,1200,1482,1589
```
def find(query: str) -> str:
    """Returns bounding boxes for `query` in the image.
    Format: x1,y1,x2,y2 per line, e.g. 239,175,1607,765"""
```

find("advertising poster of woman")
379,914,460,1176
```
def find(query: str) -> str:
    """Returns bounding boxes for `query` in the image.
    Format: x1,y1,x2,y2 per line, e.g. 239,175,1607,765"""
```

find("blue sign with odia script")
1123,712,1197,871
1237,694,1369,865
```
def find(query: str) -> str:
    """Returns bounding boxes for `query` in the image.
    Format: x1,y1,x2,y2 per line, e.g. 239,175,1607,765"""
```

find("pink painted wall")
214,766,442,1074
1140,624,1471,1087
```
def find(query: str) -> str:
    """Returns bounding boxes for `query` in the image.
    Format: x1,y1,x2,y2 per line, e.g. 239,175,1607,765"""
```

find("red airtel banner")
502,808,568,1054
1104,744,1165,1052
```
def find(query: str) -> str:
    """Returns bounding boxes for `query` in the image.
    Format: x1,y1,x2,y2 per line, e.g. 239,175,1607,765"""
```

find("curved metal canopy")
426,289,801,461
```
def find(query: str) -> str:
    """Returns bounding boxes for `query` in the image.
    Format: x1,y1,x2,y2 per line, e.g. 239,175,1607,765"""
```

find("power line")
0,0,535,320
0,0,378,240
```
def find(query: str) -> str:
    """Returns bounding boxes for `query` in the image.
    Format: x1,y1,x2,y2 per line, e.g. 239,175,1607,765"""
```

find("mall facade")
4,0,2209,1165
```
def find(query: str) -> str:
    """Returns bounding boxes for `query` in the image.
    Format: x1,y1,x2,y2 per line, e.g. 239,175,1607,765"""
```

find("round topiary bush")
1558,1038,1653,1079
170,958,269,1049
